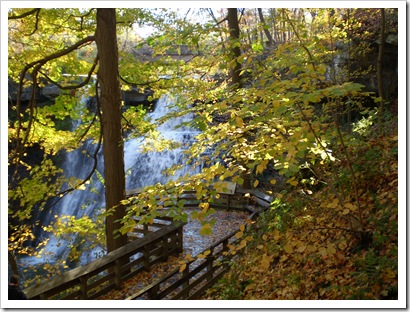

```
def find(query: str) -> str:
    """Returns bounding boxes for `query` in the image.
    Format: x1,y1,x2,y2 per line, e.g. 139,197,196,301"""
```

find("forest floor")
97,208,249,300
202,125,399,300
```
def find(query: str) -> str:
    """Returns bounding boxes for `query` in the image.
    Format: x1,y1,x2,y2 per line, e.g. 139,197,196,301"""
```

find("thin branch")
38,54,99,90
26,8,41,36
119,73,178,87
283,10,317,72
8,8,40,20
50,80,102,208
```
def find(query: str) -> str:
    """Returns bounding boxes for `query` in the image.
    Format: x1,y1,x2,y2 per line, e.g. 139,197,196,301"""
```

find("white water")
21,95,201,268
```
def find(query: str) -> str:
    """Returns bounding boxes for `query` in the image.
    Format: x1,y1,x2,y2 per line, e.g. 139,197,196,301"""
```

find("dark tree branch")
38,54,99,90
63,8,95,31
26,8,41,36
8,8,40,20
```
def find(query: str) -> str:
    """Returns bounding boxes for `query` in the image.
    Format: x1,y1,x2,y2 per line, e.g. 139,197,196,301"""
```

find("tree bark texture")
377,8,386,125
95,8,128,253
258,8,274,46
227,8,242,89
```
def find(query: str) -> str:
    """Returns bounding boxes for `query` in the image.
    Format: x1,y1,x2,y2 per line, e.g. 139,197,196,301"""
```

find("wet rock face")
122,88,155,107
9,77,156,110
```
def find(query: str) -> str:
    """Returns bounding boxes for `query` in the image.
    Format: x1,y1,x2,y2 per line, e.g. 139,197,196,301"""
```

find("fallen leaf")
283,244,293,254
179,263,187,273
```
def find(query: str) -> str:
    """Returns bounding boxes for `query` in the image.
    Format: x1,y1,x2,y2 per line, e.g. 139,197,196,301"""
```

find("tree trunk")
227,8,251,189
227,8,242,89
257,8,274,46
95,8,128,253
377,8,386,127
270,9,279,43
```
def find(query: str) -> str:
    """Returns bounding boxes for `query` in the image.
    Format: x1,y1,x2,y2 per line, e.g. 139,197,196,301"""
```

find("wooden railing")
126,183,274,214
125,230,239,300
122,186,273,300
24,222,184,300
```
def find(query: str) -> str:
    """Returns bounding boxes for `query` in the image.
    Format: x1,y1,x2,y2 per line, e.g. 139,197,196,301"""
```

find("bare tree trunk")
258,8,274,46
95,8,128,253
227,8,242,89
270,9,279,42
377,8,386,127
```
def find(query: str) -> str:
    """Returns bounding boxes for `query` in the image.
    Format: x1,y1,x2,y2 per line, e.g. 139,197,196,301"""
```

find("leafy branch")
284,11,365,232
10,35,96,173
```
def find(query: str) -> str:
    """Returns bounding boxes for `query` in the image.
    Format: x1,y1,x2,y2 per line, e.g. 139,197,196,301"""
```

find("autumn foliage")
204,122,398,300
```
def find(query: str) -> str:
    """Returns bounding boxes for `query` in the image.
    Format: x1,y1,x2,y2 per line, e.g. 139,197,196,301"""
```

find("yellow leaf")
283,244,293,254
254,180,259,188
235,231,244,239
240,224,245,232
197,253,206,259
236,116,244,128
185,253,194,261
260,254,271,270
287,178,298,186
344,203,357,211
270,179,277,185
327,244,336,255
326,198,339,209
383,269,396,279
297,245,306,253
203,250,211,257
179,263,187,273
262,234,268,241
338,240,347,250
318,247,327,256
273,229,280,240
307,245,317,253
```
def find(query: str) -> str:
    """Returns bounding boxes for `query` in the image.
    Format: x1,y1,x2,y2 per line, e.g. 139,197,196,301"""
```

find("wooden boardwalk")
23,185,273,300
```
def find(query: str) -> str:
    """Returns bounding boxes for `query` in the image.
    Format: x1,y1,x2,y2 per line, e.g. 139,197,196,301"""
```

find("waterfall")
22,95,200,268
125,95,200,189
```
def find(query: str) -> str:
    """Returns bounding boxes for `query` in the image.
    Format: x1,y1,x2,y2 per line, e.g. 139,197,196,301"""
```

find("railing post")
143,224,149,235
162,236,169,261
222,239,229,252
227,194,231,210
143,245,151,271
114,259,123,289
206,256,215,282
148,284,159,300
181,262,190,299
177,226,183,253
79,276,88,299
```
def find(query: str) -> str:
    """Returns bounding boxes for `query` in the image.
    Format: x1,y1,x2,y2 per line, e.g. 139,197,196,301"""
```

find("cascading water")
22,95,201,268
125,95,201,189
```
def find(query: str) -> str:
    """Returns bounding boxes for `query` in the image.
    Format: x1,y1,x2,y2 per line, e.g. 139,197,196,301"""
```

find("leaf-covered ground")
97,208,249,300
202,129,399,300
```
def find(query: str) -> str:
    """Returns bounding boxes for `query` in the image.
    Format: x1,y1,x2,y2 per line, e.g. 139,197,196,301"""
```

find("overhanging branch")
8,8,40,20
